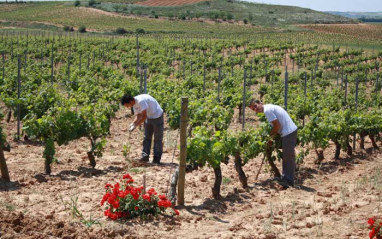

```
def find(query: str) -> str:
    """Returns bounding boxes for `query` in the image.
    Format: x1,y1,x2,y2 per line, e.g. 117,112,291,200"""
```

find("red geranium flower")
123,173,132,179
142,194,151,202
174,209,180,215
104,183,113,189
369,217,376,226
148,188,157,195
370,228,376,239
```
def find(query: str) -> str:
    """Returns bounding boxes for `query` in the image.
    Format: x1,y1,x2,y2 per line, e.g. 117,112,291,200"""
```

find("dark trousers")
282,130,297,185
142,114,164,159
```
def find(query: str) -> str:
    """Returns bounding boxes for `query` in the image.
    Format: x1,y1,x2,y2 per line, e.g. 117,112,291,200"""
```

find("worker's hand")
267,140,274,148
129,123,136,132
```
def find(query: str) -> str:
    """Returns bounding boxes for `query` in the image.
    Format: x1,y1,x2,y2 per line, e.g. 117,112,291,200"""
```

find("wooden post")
140,69,143,94
250,59,253,81
365,69,368,85
17,55,21,140
2,52,4,80
284,67,288,111
67,54,70,82
242,69,247,131
310,69,314,88
136,34,140,78
51,41,54,84
183,59,185,79
203,63,206,94
178,97,188,206
79,53,82,72
24,50,27,73
344,75,348,103
353,78,359,150
144,67,147,94
87,53,90,71
217,67,221,102
376,74,380,107
303,72,307,127
292,58,294,74
0,144,10,181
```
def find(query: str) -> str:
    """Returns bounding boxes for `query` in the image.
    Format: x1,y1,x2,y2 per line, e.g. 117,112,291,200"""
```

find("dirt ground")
1,107,381,239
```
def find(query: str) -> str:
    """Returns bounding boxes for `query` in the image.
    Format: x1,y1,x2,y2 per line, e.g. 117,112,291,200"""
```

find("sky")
248,0,382,12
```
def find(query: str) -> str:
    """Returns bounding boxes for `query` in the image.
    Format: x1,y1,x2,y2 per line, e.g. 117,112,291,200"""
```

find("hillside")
94,0,356,26
0,0,356,34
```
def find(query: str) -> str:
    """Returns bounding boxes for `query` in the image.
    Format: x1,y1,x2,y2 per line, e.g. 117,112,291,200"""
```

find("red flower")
104,183,113,189
158,199,172,208
159,194,167,200
118,190,128,198
174,209,180,215
148,188,157,195
370,228,376,239
101,193,111,206
135,206,139,211
369,217,376,226
104,208,110,217
113,183,120,196
123,174,132,179
130,187,140,200
125,179,134,184
142,194,151,202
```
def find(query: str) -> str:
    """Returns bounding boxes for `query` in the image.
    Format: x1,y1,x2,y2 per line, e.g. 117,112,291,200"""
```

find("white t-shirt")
133,94,163,119
263,104,297,137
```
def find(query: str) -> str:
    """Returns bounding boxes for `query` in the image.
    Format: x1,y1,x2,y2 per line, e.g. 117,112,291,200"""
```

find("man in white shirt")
249,99,298,188
121,94,164,164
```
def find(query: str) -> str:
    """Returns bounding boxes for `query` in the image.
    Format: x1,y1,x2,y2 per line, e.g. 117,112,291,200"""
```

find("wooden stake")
0,145,10,181
178,97,188,206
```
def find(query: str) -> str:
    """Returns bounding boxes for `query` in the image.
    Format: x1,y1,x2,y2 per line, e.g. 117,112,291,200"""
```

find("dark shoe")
277,179,294,189
133,156,149,164
152,156,161,165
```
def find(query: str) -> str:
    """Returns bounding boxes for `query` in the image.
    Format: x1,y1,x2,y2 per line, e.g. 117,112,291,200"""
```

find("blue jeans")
282,130,297,185
142,114,164,159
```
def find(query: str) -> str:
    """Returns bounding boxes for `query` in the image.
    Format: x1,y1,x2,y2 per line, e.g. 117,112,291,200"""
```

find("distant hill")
94,0,357,26
326,11,382,22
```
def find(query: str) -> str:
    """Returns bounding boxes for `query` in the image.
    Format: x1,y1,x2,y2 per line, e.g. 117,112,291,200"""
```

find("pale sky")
248,0,382,12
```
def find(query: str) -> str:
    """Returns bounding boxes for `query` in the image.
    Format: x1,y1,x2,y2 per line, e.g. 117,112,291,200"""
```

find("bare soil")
1,107,381,238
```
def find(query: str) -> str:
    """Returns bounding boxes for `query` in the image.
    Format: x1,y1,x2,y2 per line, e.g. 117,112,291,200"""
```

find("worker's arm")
267,119,281,147
134,110,147,126
270,119,281,138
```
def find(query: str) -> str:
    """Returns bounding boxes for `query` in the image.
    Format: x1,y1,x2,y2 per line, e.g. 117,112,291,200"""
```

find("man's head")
121,95,135,108
248,99,263,113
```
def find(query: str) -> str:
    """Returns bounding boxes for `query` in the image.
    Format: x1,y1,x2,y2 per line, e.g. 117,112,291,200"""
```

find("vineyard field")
0,17,382,239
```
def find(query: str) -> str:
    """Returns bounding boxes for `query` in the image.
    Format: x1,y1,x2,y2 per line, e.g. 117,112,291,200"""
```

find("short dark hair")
121,95,135,105
249,99,261,106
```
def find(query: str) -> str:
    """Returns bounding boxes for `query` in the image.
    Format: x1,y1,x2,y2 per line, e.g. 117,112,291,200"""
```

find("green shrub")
227,13,234,20
115,28,127,35
74,0,80,7
79,25,86,33
88,0,96,7
136,28,145,34
179,13,186,20
248,13,253,21
63,26,74,32
243,19,248,24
